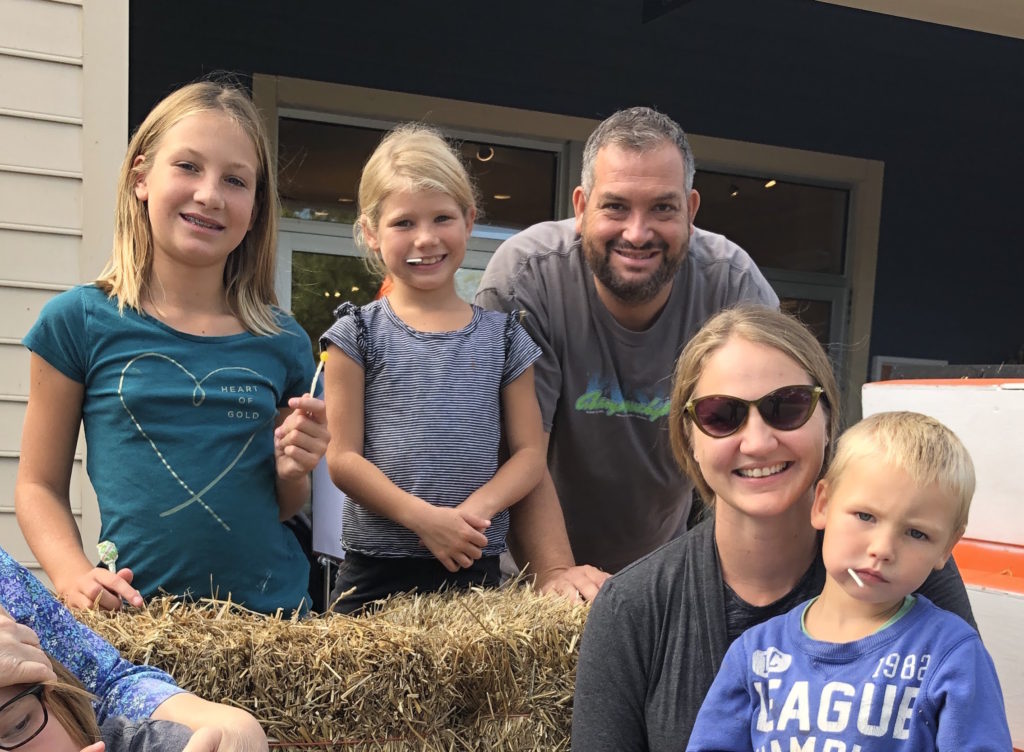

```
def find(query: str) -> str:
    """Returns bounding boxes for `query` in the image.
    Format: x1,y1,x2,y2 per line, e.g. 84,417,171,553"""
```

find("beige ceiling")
817,0,1024,41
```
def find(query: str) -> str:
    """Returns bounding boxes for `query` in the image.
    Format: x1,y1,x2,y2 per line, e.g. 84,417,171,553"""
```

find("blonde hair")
669,306,841,504
824,411,974,536
43,654,102,746
97,79,282,335
354,124,477,277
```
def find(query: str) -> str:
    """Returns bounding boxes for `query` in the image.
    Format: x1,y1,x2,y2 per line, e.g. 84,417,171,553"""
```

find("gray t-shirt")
475,218,778,572
100,716,194,752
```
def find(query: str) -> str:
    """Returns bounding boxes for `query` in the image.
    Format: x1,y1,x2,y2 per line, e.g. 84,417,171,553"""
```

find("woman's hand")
0,606,56,686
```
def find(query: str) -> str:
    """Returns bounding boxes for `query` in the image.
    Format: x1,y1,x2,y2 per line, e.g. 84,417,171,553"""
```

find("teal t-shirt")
24,285,313,613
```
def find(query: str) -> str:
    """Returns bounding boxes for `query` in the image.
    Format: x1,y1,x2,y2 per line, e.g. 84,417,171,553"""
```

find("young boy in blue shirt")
688,411,1011,751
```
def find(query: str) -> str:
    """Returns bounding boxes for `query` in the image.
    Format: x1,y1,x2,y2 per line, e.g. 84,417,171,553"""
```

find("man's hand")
274,395,330,480
536,564,609,602
58,566,143,611
0,607,56,687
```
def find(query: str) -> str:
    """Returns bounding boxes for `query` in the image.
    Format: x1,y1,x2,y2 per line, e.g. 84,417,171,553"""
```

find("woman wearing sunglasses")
570,306,974,751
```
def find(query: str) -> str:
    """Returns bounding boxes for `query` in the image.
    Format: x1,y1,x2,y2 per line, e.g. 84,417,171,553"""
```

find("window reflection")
278,118,558,230
694,171,848,275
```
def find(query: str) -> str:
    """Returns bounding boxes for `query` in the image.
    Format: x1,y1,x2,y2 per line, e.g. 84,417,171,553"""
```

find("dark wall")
129,0,1024,369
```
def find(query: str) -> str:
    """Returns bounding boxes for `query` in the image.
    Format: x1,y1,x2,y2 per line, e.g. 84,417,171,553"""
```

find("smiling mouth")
407,255,445,266
613,248,658,261
735,462,789,479
182,213,223,230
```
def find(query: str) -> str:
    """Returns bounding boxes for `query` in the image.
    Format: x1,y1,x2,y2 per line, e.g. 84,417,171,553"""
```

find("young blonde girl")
322,125,545,613
16,81,328,614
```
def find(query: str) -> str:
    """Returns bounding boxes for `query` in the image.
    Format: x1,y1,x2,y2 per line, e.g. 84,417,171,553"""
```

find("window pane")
456,140,558,230
278,118,558,230
290,252,378,357
781,297,833,348
693,171,848,274
279,119,371,224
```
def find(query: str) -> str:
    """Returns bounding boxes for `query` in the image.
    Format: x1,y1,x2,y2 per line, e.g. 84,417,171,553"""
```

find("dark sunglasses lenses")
692,386,819,437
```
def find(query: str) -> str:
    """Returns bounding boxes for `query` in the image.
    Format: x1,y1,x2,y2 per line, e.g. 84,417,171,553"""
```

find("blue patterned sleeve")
0,548,184,723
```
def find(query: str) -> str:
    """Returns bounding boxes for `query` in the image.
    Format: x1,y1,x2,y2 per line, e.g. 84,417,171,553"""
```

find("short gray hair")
580,106,695,196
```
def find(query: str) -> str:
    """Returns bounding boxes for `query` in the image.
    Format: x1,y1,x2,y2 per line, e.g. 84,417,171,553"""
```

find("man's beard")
582,236,684,305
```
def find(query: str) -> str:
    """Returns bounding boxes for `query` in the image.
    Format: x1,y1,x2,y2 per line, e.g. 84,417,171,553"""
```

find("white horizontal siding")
0,397,86,454
0,229,81,285
0,286,61,341
0,115,80,173
0,510,82,562
0,171,80,230
0,55,82,121
0,0,82,59
0,345,29,395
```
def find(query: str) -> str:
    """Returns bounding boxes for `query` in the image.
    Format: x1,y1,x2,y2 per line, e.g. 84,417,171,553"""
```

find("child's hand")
59,566,144,610
80,743,105,752
274,395,330,479
457,491,496,523
412,505,490,572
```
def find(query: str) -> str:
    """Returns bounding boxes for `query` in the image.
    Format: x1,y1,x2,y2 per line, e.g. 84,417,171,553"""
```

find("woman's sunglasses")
685,384,824,438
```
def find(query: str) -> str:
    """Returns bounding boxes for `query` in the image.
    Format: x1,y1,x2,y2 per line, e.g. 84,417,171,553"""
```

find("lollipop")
97,540,118,572
309,351,328,397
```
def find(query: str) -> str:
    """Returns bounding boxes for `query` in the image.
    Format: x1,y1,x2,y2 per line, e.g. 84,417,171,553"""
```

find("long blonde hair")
97,79,281,334
669,306,841,504
354,124,477,277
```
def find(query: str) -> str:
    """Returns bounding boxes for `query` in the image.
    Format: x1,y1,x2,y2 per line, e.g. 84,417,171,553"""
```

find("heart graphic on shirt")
119,352,272,532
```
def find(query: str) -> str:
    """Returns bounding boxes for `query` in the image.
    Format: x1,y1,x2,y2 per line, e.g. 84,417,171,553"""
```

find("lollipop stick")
309,351,328,397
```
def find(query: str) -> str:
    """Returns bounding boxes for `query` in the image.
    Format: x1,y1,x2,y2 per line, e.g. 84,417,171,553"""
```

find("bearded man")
475,107,777,596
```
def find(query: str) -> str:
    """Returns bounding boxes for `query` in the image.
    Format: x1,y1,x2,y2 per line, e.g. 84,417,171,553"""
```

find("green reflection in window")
290,251,380,359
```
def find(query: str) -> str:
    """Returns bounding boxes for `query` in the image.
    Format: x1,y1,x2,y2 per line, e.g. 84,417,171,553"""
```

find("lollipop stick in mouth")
309,351,328,397
848,568,865,588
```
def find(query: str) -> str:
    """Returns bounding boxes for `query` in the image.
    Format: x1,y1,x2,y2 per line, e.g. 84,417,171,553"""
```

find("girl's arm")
458,366,545,520
15,354,142,610
324,345,489,571
273,394,329,520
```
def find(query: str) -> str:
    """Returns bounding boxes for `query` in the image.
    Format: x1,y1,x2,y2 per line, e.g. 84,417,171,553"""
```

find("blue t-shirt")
23,285,313,613
321,299,541,557
687,595,1011,751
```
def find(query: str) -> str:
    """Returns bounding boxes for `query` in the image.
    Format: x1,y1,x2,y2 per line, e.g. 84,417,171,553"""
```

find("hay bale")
78,585,588,750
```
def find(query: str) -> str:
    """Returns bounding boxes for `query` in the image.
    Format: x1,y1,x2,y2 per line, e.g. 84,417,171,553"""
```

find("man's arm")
506,433,608,601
